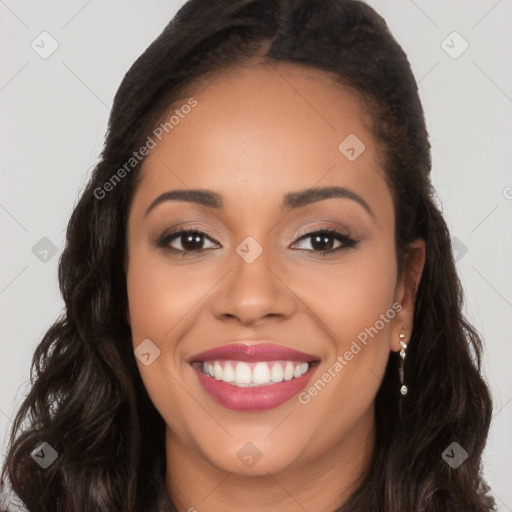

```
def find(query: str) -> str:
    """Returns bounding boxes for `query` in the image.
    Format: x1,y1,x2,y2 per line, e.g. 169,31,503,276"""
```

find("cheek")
125,247,203,438
125,245,185,389
125,245,220,394
294,240,397,402
126,244,210,342
293,252,397,446
335,257,397,341
289,238,398,341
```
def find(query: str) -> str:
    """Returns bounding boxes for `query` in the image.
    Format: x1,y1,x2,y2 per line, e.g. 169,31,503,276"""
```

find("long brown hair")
1,1,495,510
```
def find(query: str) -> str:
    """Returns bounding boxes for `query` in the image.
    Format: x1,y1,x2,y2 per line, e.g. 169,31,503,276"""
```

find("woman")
0,0,496,510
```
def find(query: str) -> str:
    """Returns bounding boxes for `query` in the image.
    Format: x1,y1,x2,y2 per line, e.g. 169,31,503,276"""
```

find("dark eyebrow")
282,186,374,218
145,189,223,216
144,186,374,218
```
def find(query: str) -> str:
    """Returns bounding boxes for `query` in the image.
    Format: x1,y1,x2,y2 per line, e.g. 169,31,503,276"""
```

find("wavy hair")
1,0,495,510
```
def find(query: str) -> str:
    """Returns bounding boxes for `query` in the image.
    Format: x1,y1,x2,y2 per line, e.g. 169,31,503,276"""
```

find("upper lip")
187,343,319,363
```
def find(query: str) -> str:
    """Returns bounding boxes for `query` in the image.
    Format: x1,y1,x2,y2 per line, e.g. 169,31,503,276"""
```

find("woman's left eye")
156,228,358,256
290,229,358,255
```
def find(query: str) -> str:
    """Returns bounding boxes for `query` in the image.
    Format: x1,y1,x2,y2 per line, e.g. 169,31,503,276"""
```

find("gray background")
1,0,511,510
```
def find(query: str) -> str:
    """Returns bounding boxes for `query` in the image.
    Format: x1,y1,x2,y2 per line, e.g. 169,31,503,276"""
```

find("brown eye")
292,229,358,255
157,229,219,255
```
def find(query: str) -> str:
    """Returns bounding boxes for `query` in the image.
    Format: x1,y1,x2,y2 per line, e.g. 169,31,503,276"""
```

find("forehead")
130,61,392,226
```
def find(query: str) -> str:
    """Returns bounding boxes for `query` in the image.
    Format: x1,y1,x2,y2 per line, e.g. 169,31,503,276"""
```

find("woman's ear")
391,238,426,351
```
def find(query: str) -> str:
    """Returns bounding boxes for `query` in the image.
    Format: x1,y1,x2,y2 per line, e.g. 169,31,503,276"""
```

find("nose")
211,244,297,326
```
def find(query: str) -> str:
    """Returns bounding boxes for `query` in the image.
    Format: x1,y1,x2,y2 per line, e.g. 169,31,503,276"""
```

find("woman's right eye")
157,229,220,255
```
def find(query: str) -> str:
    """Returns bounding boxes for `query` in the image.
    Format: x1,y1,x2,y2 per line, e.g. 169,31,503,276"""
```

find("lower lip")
192,363,318,411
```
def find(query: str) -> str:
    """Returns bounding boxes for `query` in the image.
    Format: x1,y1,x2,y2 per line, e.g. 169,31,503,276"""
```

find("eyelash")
156,226,359,257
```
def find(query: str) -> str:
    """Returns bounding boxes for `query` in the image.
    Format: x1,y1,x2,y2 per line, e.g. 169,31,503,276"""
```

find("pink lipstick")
188,343,319,411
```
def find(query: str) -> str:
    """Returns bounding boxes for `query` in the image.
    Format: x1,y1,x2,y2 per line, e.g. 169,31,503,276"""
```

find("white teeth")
201,360,311,386
222,362,235,382
283,362,294,381
214,362,223,380
253,362,271,384
270,363,284,383
234,362,252,384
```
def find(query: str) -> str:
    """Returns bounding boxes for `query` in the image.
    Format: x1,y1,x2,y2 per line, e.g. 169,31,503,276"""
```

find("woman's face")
125,61,424,479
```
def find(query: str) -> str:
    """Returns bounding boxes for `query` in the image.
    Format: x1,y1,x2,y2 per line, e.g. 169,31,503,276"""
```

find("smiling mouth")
187,342,321,410
192,359,318,387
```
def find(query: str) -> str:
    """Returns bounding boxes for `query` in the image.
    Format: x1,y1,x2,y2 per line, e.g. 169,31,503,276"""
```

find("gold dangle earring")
398,326,408,396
